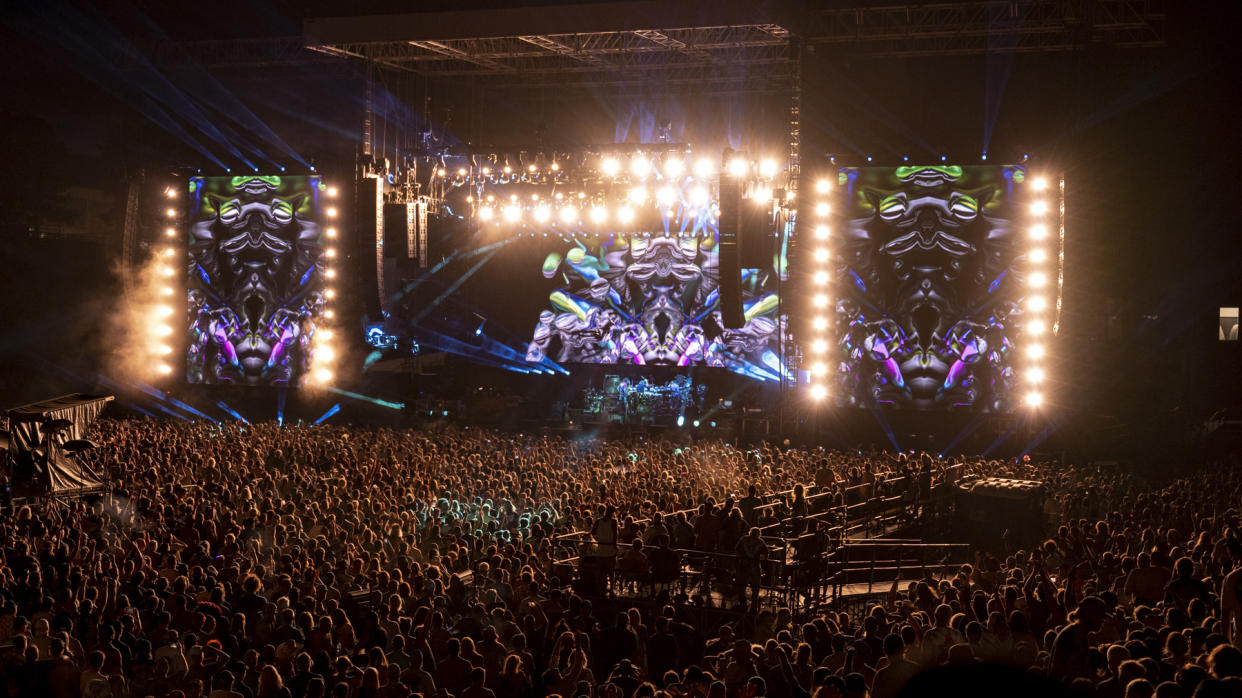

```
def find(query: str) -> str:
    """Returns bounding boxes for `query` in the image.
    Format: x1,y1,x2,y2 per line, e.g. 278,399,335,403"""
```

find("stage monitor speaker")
740,204,774,270
383,203,410,259
718,172,744,329
355,176,382,318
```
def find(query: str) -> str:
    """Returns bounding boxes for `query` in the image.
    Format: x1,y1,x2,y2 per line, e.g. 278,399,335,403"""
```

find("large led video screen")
389,215,793,381
833,164,1038,411
185,175,329,386
526,232,785,370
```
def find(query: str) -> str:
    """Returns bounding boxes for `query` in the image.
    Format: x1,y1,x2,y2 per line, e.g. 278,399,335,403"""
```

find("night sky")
1,0,1240,437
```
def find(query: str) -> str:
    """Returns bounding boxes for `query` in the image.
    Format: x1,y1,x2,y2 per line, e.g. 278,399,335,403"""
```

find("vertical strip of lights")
807,176,833,401
308,181,340,386
1054,176,1066,336
153,183,181,379
1023,173,1054,408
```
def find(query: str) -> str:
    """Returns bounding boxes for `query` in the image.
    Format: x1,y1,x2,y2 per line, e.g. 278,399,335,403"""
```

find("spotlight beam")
312,403,342,425
324,387,405,410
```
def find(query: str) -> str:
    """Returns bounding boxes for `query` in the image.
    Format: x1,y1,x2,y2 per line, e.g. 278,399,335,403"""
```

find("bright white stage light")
527,164,537,173
503,205,521,222
317,346,336,362
157,363,172,375
1028,272,1048,288
759,159,778,177
326,227,337,238
1027,344,1045,359
656,186,677,206
1027,367,1046,384
156,305,173,318
753,188,773,204
810,384,828,400
813,270,829,285
618,206,635,224
320,329,335,340
694,159,714,179
629,187,647,204
1029,248,1047,263
813,316,828,330
816,179,831,193
590,206,607,223
326,248,337,258
811,362,827,376
165,187,177,199
534,205,551,223
812,293,829,308
814,225,829,240
165,227,176,237
811,339,828,354
327,207,338,218
664,158,684,177
689,187,709,207
813,248,830,262
602,158,620,176
728,158,748,177
156,344,172,356
551,162,560,172
437,168,447,177
560,206,578,224
479,207,495,222
1030,200,1048,215
815,202,830,216
1032,177,1049,191
1024,391,1043,407
1027,295,1047,311
325,289,336,300
1026,319,1046,335
631,157,651,177
503,165,512,174
325,310,335,319
315,368,333,383
159,286,173,296
457,168,467,177
1030,224,1048,240
154,323,173,337
158,265,175,277
165,208,176,218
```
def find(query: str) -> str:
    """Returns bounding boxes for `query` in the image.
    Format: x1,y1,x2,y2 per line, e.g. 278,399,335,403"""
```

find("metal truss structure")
307,25,799,94
127,1,1164,92
807,0,1167,57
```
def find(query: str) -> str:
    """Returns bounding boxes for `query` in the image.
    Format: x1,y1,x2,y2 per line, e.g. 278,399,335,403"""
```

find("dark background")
2,0,1241,447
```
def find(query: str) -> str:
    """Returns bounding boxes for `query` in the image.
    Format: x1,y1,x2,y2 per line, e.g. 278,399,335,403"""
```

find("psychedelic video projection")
185,175,328,386
833,164,1032,411
527,232,787,374
396,206,793,381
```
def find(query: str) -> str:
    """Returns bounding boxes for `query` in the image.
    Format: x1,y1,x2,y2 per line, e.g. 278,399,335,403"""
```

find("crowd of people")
0,419,1239,698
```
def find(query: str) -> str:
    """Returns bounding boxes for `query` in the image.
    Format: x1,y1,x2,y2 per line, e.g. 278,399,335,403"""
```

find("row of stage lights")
1022,174,1057,409
805,178,834,401
152,182,342,386
466,153,788,230
440,152,788,187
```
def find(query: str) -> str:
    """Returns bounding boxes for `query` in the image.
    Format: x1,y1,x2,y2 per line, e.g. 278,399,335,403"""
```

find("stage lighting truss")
804,176,834,403
1021,172,1066,410
308,179,340,387
462,148,789,235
